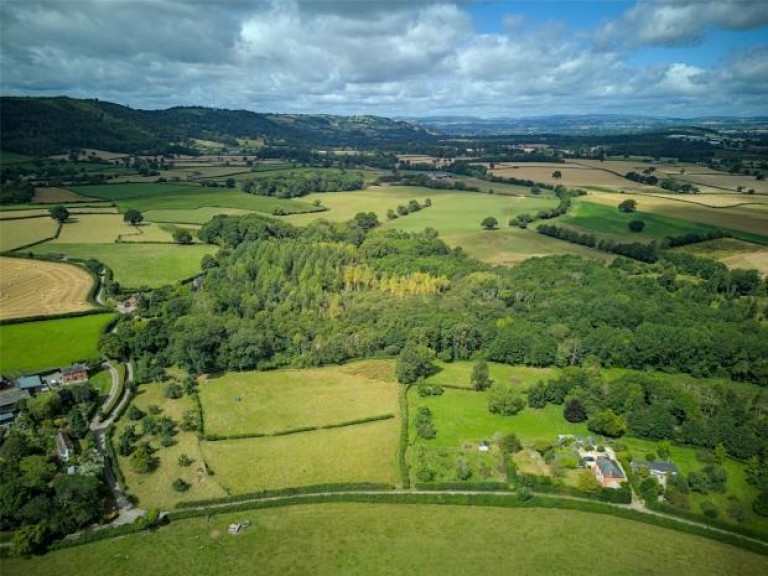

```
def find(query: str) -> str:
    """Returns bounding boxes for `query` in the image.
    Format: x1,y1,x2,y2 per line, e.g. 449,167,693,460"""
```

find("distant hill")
0,96,435,155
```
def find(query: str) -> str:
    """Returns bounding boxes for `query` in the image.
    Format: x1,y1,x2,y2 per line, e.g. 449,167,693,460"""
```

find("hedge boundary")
202,414,395,442
398,385,411,488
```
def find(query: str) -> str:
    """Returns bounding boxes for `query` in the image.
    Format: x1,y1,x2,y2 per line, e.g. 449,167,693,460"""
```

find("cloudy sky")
1,0,767,117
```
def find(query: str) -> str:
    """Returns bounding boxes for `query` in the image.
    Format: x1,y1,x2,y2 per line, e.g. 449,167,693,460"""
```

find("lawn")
201,419,400,493
7,504,767,576
409,388,589,447
424,361,558,390
0,217,58,251
30,243,216,288
114,383,227,510
200,360,398,437
89,369,113,396
0,313,115,374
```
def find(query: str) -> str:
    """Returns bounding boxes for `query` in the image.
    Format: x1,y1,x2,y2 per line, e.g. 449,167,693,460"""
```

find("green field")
559,200,719,241
201,419,400,493
200,360,398,437
69,183,322,214
424,361,558,390
50,214,176,244
6,504,766,576
30,243,216,288
0,217,59,252
409,387,589,447
115,383,227,509
0,313,115,374
143,207,255,224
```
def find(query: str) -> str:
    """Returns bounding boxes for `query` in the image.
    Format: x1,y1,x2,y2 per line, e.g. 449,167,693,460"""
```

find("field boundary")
202,413,395,441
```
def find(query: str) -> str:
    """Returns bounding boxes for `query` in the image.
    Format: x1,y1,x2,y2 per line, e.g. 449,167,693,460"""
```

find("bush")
628,220,645,233
700,500,719,519
164,382,183,399
172,478,191,492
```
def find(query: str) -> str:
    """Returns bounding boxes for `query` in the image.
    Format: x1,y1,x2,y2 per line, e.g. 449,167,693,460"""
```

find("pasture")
0,257,95,320
30,243,216,288
51,214,176,244
491,162,649,191
0,207,118,220
143,207,255,224
424,361,557,390
674,238,768,276
200,360,398,437
201,419,400,493
409,388,589,447
0,217,58,251
8,504,767,576
69,183,201,202
0,313,115,374
115,383,227,510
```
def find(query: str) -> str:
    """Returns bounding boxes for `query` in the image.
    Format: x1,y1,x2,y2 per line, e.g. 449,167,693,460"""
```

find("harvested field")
675,239,768,276
0,257,95,320
491,163,648,191
32,187,99,203
0,217,59,251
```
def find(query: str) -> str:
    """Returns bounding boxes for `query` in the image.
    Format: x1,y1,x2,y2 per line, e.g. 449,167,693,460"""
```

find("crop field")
558,200,717,241
32,186,100,203
491,163,649,191
143,207,256,224
650,193,768,208
0,257,95,320
0,217,59,251
0,313,115,374
674,173,768,195
424,361,557,390
9,504,766,576
30,243,216,288
201,419,399,493
674,239,768,276
50,214,176,244
409,388,589,447
115,383,227,510
200,360,398,437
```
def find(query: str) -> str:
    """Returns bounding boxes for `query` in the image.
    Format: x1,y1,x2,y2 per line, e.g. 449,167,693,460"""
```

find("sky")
1,0,767,118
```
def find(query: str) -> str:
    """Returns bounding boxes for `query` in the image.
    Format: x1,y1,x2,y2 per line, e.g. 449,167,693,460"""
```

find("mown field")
115,383,227,510
50,214,177,244
0,257,95,320
200,360,398,437
30,243,216,288
674,238,768,276
0,313,115,374
201,419,399,493
7,504,767,576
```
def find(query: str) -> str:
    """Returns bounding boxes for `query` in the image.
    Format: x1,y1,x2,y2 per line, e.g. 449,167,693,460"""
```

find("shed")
16,375,43,392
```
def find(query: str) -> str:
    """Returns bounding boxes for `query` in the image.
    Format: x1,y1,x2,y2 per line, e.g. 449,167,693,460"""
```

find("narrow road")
95,269,107,306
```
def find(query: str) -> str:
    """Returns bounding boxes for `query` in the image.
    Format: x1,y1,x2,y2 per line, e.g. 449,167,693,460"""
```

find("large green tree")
49,204,69,223
123,209,144,226
395,342,435,385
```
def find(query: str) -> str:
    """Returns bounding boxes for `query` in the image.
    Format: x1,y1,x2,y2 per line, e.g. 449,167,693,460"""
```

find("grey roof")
0,388,31,408
62,364,88,376
596,457,624,478
16,375,42,390
631,460,679,475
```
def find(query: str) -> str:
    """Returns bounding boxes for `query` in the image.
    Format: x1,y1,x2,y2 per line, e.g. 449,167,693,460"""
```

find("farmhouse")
594,457,626,489
55,431,74,462
0,388,31,424
61,363,88,385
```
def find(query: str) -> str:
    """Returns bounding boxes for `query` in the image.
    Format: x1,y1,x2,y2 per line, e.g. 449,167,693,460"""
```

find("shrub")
628,220,645,232
700,500,719,519
172,478,191,493
164,382,183,399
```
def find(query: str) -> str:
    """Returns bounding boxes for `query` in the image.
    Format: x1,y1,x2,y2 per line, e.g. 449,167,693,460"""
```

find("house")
56,431,75,462
62,364,88,385
630,460,679,485
42,371,63,389
594,457,626,489
428,172,451,181
0,388,31,424
15,375,43,393
478,440,490,452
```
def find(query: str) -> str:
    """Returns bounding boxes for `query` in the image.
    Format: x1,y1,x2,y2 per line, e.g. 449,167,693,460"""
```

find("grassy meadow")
6,504,767,576
30,243,216,288
674,238,768,276
50,214,176,244
0,313,115,374
200,360,398,437
424,361,557,390
201,419,400,493
0,217,59,251
143,207,255,224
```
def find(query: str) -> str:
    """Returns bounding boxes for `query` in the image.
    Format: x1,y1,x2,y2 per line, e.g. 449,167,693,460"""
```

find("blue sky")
1,0,767,117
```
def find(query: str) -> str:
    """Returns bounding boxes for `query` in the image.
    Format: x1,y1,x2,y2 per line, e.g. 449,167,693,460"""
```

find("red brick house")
62,364,88,385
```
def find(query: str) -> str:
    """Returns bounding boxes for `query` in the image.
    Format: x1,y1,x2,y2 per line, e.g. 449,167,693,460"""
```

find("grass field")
409,387,589,447
30,243,216,288
0,207,119,220
89,369,112,396
492,162,649,191
201,419,399,493
115,383,227,509
424,361,557,390
200,360,398,437
50,214,176,244
7,504,766,576
558,200,717,241
0,257,95,320
143,207,256,224
0,313,115,374
0,217,58,251
69,183,322,214
674,238,768,276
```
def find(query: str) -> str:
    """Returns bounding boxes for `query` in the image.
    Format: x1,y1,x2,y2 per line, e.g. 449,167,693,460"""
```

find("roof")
596,457,624,478
56,431,74,453
16,375,42,390
631,460,679,475
62,364,88,376
0,388,31,408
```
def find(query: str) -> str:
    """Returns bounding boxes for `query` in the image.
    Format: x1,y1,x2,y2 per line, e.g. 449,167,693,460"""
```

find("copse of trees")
241,170,365,198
